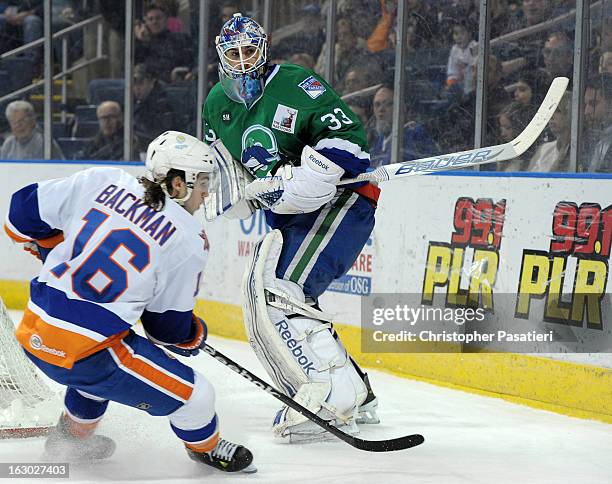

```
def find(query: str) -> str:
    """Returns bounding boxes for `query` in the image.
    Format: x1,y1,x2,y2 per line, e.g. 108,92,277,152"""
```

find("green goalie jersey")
202,63,371,179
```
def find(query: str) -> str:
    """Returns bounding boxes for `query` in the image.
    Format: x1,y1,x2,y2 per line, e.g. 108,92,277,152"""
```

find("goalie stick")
202,342,425,452
338,76,569,185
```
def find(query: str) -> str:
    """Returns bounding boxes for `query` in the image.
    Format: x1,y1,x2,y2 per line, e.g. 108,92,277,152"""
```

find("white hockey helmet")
145,131,217,204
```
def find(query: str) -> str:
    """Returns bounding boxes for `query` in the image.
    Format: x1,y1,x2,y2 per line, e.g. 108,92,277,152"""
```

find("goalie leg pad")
242,230,367,428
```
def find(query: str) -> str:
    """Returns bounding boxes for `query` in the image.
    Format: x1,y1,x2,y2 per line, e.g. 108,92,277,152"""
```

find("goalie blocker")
242,230,378,442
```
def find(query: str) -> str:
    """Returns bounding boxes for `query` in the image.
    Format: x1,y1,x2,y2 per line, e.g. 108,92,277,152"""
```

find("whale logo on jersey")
241,124,281,177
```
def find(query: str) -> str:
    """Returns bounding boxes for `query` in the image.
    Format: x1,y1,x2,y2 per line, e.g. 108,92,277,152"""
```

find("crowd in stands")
0,0,611,172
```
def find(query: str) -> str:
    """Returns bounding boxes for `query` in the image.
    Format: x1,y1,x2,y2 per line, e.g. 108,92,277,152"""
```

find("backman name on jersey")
94,184,177,246
298,76,326,99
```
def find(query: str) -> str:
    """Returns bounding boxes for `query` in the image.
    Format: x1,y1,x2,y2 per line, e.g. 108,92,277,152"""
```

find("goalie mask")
216,13,268,109
145,131,217,205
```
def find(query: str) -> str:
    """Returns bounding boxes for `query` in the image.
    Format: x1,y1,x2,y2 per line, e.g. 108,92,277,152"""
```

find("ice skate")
356,374,380,425
186,438,256,473
44,414,115,462
272,405,360,444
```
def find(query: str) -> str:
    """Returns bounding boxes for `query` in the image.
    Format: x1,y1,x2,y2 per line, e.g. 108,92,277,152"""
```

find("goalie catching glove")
244,145,344,214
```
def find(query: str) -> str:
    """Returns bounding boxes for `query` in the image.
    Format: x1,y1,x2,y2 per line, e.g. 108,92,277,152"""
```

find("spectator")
584,76,612,172
0,1,42,62
368,85,440,168
527,92,571,172
218,2,239,27
512,72,544,108
315,17,369,87
0,100,64,160
80,101,140,161
287,53,316,70
134,3,194,83
155,0,183,33
446,19,478,93
500,0,555,77
599,51,612,76
347,97,371,127
133,63,176,154
496,101,537,171
520,0,553,29
506,31,574,102
542,32,573,80
442,55,511,151
335,0,380,38
367,0,439,53
341,64,380,96
272,4,325,61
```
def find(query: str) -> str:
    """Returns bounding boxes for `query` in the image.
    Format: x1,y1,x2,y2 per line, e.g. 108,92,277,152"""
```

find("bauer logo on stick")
298,76,326,99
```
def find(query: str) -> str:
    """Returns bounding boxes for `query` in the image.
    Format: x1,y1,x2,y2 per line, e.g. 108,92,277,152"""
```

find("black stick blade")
348,433,425,452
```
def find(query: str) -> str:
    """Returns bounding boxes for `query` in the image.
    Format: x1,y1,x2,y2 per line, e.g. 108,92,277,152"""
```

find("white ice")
2,310,612,484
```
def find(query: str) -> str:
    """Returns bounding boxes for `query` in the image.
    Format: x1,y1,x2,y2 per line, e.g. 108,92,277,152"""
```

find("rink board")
0,160,611,423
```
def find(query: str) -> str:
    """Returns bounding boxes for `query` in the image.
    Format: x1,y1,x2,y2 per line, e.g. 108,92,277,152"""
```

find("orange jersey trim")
37,232,65,248
4,222,31,243
16,308,129,369
110,341,194,402
3,223,64,247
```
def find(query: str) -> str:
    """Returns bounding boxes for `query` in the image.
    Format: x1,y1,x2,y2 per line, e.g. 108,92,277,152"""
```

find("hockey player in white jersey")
3,131,255,473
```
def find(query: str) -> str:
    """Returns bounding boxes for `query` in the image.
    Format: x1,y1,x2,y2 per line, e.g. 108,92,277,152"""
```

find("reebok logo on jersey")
272,104,298,134
29,334,66,358
298,76,326,99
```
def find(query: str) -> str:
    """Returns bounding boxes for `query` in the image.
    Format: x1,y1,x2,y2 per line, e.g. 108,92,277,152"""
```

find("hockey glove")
166,315,208,357
21,231,64,263
244,146,344,214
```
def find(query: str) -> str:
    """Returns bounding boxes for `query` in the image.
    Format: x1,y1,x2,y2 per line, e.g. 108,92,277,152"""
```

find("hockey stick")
202,342,425,452
338,76,569,185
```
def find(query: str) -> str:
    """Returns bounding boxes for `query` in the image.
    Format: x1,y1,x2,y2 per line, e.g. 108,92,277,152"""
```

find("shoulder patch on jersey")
298,76,326,99
271,104,298,134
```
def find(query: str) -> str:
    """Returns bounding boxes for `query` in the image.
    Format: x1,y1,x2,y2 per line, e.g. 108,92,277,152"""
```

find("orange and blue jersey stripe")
16,279,134,368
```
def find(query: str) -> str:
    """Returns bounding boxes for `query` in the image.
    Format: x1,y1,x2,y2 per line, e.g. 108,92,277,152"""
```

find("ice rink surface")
2,311,612,484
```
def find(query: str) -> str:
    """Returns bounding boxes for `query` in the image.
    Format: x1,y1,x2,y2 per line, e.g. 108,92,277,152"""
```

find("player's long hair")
140,169,185,211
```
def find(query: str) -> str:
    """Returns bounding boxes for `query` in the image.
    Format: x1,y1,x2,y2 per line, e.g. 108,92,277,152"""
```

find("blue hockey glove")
166,316,208,357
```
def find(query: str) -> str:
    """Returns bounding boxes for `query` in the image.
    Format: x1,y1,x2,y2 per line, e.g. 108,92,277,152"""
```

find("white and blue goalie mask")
215,13,268,108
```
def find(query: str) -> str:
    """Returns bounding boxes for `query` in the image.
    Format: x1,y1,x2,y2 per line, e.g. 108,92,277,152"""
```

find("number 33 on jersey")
202,63,371,180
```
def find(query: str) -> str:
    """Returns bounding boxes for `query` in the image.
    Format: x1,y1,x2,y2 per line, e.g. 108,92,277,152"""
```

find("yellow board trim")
2,280,611,424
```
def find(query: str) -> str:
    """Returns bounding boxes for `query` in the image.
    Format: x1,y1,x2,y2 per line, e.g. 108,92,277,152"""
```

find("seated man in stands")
134,2,194,83
133,63,176,155
81,101,139,161
368,84,440,168
584,75,612,172
526,92,571,172
0,100,63,160
0,1,43,59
